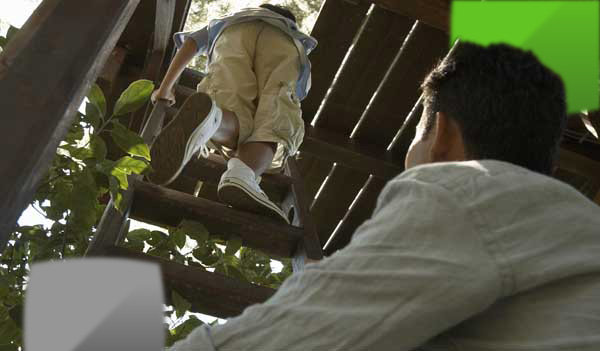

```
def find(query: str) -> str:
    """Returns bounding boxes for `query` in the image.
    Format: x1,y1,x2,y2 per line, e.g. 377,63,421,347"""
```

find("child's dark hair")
259,4,297,23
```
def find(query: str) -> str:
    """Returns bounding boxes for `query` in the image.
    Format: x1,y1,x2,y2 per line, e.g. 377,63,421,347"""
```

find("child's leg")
243,23,304,173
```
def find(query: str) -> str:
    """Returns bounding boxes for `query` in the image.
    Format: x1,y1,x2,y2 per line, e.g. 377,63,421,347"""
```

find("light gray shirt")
168,160,600,350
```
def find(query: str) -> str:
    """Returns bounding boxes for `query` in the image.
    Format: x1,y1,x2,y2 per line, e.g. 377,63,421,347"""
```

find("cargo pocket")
273,81,304,156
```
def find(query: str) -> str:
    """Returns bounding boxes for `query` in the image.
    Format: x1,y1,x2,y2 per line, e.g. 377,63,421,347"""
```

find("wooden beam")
557,148,600,182
129,179,303,258
301,126,404,180
103,246,275,318
0,0,140,252
370,0,450,32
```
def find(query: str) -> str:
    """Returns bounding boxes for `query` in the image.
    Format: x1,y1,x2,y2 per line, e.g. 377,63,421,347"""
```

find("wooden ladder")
84,94,324,318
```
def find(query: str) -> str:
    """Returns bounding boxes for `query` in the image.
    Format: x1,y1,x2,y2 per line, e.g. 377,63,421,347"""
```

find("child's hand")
151,88,176,106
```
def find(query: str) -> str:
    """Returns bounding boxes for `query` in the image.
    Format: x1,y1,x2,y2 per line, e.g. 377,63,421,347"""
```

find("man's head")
259,4,297,23
405,42,567,175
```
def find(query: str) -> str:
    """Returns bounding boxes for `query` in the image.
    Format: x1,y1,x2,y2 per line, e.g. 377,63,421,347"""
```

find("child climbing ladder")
149,4,317,224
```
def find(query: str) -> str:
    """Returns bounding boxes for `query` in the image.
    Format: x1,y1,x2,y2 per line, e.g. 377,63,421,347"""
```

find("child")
149,4,317,224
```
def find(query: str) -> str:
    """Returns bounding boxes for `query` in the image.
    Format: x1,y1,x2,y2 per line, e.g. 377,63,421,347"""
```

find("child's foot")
218,158,290,224
148,92,222,186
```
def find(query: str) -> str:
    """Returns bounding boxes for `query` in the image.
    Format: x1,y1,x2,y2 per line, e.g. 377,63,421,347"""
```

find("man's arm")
169,174,503,351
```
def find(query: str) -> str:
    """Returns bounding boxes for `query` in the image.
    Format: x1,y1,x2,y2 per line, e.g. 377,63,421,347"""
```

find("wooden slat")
389,98,423,158
285,158,324,262
0,0,140,252
104,246,275,318
315,7,415,135
129,179,303,258
301,126,403,180
557,148,600,181
352,22,448,148
370,0,450,32
301,0,370,123
296,153,333,203
310,165,369,246
324,176,386,255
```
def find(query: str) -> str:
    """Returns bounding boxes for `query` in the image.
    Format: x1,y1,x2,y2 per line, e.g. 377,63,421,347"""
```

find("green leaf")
225,237,242,256
114,156,149,175
173,315,203,339
111,120,151,160
60,144,93,161
109,176,124,213
90,136,107,161
171,229,186,250
84,102,102,130
128,229,152,242
227,265,248,282
87,84,107,118
171,289,191,319
178,220,209,244
113,79,154,116
110,170,128,190
6,25,19,43
0,36,7,49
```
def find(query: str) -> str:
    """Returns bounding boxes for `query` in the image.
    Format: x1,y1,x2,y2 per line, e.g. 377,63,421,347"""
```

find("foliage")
0,22,295,349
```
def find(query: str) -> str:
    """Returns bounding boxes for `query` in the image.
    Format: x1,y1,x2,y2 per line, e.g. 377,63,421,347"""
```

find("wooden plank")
557,148,600,181
285,158,324,264
389,98,423,158
296,153,333,203
352,22,449,148
104,246,275,318
309,165,370,246
129,179,303,258
324,176,386,255
315,7,415,135
0,0,140,252
301,126,403,180
370,0,450,32
129,0,177,133
301,0,370,124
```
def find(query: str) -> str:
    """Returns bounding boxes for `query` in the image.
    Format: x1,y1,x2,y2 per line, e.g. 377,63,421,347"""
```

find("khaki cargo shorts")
196,20,304,172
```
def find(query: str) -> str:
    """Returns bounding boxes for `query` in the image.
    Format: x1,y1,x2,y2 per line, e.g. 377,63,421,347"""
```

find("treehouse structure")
1,0,599,320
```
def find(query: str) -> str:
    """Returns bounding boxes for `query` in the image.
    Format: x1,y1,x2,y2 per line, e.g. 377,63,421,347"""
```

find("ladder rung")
130,179,303,258
104,245,275,318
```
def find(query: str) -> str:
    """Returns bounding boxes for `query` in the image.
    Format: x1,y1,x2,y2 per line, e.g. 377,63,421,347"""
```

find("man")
150,4,316,223
168,42,600,350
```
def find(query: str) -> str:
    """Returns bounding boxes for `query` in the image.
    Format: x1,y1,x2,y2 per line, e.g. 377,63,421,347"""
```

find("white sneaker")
218,158,290,224
149,92,222,186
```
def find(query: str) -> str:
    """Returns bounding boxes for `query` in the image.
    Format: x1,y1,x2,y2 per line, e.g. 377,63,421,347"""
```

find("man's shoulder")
395,160,577,198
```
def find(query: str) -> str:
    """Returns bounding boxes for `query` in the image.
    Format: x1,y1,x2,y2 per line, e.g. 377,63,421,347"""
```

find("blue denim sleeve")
173,26,209,56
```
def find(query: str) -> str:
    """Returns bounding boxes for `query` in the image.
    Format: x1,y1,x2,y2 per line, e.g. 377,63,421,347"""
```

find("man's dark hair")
259,4,297,23
421,42,567,175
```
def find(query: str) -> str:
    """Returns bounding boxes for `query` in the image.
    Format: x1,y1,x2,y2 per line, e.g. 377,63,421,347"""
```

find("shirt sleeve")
169,176,503,351
173,26,209,56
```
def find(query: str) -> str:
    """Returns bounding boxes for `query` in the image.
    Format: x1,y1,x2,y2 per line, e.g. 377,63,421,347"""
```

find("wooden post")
0,0,140,252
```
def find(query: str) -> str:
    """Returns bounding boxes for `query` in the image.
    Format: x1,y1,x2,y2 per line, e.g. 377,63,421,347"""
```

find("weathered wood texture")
104,246,275,318
0,0,140,252
352,22,449,148
324,176,386,255
301,0,371,124
370,0,450,32
129,180,303,258
301,126,403,180
315,7,415,135
285,158,324,261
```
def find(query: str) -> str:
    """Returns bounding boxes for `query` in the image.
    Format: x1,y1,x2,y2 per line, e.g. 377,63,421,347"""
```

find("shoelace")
197,144,210,159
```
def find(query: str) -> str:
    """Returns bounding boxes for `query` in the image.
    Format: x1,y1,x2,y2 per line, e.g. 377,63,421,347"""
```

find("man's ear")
429,111,466,162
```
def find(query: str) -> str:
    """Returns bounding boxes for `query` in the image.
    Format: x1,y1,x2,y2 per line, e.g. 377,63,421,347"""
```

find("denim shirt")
173,8,318,101
168,160,600,351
